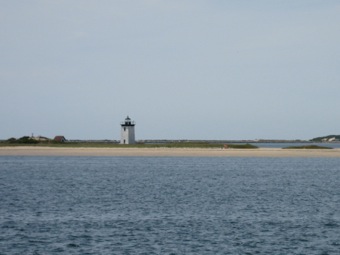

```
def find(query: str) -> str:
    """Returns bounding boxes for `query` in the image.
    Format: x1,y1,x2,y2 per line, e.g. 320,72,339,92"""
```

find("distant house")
32,136,50,142
54,136,67,142
321,137,339,142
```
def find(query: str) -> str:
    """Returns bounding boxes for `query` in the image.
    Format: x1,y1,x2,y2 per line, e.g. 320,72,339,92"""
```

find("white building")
120,116,135,144
31,135,50,142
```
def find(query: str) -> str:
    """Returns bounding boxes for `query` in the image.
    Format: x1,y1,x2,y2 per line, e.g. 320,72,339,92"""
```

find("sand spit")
1,146,340,157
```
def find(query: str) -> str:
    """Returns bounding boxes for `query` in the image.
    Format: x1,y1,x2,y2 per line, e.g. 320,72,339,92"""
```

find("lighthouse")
120,116,135,144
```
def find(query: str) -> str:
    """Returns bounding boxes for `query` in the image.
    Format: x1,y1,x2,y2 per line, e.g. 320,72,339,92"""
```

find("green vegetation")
0,136,63,146
223,143,257,149
0,139,258,149
5,136,39,144
311,135,340,142
283,145,333,150
133,142,257,149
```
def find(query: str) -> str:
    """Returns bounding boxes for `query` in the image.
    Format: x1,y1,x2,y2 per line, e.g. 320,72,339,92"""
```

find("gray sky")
1,0,339,140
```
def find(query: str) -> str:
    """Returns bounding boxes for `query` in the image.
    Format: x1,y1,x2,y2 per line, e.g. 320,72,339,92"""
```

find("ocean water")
0,156,339,255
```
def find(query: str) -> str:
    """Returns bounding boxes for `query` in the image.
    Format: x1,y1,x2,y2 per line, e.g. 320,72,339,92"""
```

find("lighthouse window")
124,127,126,131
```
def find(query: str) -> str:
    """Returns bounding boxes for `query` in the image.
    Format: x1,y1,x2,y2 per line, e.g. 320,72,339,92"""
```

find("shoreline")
1,146,340,157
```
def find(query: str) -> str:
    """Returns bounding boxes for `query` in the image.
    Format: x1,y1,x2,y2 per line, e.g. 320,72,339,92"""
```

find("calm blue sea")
0,156,339,255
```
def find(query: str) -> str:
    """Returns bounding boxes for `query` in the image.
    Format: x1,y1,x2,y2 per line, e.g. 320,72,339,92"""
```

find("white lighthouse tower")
120,116,135,144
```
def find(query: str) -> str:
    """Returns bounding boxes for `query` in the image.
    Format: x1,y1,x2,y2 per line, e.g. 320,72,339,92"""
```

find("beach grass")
0,141,258,149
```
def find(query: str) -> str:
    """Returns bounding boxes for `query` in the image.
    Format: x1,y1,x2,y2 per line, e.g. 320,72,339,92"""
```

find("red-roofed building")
54,136,66,142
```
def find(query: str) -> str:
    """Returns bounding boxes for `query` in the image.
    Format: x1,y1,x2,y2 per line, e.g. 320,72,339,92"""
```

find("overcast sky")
1,0,339,140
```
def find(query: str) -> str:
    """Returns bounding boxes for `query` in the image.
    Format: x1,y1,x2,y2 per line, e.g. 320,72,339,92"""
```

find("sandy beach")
1,146,340,157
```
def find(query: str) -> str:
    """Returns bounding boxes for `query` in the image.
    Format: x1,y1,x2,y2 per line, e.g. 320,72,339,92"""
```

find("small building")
120,116,135,144
32,136,50,142
54,136,67,143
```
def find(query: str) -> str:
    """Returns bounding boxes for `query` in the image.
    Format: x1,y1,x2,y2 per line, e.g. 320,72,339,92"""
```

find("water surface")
0,156,339,254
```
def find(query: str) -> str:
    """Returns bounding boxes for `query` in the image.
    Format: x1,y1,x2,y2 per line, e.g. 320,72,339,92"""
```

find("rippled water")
0,156,339,254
